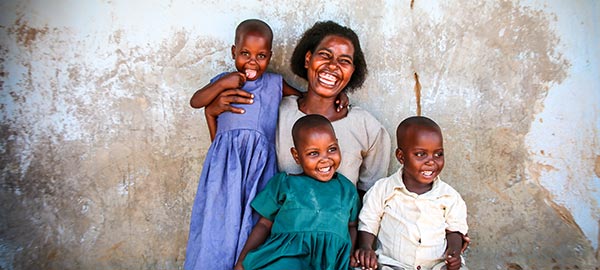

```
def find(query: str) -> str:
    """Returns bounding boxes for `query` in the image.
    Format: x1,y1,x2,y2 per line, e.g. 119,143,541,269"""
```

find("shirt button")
418,238,421,243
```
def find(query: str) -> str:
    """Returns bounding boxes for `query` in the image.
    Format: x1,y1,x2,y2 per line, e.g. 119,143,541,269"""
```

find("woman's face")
304,35,355,98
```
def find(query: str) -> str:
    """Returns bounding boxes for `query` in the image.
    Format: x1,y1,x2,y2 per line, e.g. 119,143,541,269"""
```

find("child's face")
396,127,444,188
291,126,341,182
231,31,272,81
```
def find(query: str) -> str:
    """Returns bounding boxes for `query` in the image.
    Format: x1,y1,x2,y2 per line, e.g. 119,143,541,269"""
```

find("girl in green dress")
234,114,360,270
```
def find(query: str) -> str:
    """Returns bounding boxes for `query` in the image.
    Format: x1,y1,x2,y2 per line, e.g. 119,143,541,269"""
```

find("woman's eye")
339,58,353,65
318,51,330,58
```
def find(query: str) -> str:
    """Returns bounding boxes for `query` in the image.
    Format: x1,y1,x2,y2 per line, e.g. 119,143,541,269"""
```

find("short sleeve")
357,179,388,235
444,191,469,235
349,189,361,223
209,72,229,84
251,172,287,221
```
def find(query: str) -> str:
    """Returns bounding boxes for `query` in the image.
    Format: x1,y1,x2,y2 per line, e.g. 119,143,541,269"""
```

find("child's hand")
353,248,378,270
335,92,350,113
219,72,247,89
444,251,461,270
460,233,470,254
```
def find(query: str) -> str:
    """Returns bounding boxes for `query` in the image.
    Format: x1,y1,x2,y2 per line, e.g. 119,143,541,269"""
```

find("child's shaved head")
292,114,334,148
396,116,442,150
235,19,273,47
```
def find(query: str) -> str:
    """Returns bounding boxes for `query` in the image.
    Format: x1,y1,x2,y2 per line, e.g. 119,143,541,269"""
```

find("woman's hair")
290,21,368,93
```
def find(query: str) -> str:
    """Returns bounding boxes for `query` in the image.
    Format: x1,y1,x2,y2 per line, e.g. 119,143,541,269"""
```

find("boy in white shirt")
353,116,468,270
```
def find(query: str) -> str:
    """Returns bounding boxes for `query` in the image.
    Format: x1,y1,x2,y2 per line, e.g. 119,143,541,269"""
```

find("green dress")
242,172,360,270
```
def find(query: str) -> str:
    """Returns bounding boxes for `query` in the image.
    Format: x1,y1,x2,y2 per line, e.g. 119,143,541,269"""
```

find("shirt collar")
392,167,442,196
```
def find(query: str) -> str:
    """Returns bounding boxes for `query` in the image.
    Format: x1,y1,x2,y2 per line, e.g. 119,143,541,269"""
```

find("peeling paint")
0,0,598,269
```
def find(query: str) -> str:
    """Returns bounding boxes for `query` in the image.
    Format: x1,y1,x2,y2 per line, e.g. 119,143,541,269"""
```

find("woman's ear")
395,148,404,164
291,147,300,164
231,45,236,59
304,51,312,69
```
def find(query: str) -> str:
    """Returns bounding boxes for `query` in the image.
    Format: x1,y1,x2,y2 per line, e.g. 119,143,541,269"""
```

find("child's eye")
241,52,250,56
308,151,318,157
415,152,425,157
257,54,266,59
434,152,444,158
328,147,338,153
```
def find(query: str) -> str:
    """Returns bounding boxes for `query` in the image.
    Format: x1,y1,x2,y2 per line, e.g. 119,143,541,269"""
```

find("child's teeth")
319,166,331,172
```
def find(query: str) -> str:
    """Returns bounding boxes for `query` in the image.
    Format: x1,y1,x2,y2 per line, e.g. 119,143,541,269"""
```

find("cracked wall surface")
1,0,599,269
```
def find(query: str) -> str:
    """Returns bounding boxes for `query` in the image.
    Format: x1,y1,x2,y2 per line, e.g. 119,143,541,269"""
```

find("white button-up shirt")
358,168,468,269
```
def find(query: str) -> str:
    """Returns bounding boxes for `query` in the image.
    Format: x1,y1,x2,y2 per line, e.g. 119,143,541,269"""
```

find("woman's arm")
233,217,273,270
203,89,255,141
190,72,246,108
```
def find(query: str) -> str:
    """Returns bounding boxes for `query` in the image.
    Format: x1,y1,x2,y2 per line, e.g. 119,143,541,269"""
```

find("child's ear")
291,147,300,164
231,45,236,59
395,148,404,164
304,51,312,69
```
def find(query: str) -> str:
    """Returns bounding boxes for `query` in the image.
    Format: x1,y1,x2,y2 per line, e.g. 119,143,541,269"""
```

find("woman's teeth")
318,73,336,86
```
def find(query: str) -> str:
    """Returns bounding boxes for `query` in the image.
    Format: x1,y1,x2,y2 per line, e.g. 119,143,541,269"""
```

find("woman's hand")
205,89,254,117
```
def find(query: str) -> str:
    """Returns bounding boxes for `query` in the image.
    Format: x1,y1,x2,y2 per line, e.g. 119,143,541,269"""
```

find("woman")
206,21,391,196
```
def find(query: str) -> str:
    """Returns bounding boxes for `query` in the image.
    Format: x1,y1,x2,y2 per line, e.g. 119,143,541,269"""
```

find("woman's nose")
328,58,338,69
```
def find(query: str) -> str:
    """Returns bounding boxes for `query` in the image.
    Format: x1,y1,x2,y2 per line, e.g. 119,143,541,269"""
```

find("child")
184,19,295,270
354,116,469,270
233,114,360,270
185,19,347,269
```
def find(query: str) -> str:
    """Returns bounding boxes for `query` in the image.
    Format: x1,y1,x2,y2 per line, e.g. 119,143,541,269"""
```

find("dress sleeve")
357,116,391,191
250,172,287,221
349,189,361,223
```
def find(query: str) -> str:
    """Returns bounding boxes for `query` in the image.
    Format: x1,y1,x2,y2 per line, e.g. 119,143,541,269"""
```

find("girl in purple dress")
184,19,301,270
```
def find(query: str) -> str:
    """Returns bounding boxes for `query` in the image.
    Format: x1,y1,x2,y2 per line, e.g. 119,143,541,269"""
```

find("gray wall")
1,0,599,269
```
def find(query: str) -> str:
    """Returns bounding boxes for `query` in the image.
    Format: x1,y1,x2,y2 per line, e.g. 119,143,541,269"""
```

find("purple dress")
185,72,283,270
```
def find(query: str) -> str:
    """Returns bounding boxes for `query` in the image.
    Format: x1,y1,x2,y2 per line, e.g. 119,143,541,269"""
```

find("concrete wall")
1,0,598,269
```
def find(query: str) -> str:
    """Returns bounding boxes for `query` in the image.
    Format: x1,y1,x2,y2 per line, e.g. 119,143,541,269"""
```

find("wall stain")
595,155,600,177
413,72,421,116
9,16,49,47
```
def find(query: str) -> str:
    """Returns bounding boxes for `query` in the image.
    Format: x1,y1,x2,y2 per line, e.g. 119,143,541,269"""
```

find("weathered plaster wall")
0,0,598,269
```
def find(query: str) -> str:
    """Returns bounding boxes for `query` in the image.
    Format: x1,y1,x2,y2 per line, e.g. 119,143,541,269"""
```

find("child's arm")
190,72,246,109
444,231,463,270
348,221,359,267
282,80,303,97
353,231,378,270
233,216,273,270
